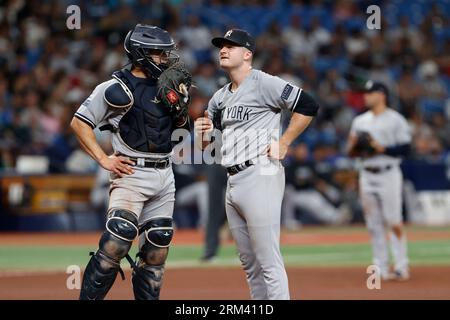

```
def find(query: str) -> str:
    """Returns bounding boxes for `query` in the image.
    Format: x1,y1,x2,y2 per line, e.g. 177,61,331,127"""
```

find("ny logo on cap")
225,30,233,37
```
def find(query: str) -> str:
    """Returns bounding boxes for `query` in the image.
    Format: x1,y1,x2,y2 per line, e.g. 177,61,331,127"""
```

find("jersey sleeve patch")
281,84,294,101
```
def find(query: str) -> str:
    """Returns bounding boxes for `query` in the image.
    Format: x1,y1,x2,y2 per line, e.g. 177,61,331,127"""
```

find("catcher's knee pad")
100,208,139,259
105,208,139,243
131,216,173,300
139,216,174,265
79,209,138,300
139,216,173,264
141,216,174,248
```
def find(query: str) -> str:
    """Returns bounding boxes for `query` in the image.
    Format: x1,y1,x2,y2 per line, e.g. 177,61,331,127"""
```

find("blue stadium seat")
314,58,334,76
389,66,403,81
419,98,445,118
296,128,320,149
384,2,400,28
441,75,450,94
334,57,350,74
343,17,366,32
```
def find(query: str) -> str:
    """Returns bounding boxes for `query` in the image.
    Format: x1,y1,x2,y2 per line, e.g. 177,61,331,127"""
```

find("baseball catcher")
71,24,191,300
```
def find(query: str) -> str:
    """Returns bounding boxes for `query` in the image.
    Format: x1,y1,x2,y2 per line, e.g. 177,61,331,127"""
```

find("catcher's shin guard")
79,209,138,300
79,250,123,300
131,216,173,300
132,262,166,300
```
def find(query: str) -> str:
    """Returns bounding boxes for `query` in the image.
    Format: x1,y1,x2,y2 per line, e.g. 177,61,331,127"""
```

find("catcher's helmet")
124,24,179,79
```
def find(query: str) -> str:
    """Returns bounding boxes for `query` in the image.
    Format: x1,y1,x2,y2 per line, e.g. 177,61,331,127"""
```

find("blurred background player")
347,81,411,281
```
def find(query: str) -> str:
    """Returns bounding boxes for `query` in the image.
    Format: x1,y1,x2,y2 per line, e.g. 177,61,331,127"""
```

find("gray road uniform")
207,69,318,299
75,68,189,300
350,108,411,277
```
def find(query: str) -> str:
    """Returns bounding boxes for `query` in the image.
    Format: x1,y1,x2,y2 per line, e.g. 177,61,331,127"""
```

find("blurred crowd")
1,0,450,227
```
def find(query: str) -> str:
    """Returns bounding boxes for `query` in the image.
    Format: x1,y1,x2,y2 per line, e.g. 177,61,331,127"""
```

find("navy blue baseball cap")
212,29,256,53
364,80,389,96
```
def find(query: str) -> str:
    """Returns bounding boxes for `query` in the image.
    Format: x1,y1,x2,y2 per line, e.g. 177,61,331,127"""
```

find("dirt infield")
1,227,450,246
1,266,449,300
1,229,450,300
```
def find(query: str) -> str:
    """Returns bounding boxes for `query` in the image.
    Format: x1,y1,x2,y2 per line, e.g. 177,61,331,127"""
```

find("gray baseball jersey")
350,108,411,167
74,80,175,224
207,69,302,300
75,80,171,160
207,69,302,167
349,108,411,277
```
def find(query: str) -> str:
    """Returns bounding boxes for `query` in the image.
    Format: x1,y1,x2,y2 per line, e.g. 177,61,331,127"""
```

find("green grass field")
1,237,449,272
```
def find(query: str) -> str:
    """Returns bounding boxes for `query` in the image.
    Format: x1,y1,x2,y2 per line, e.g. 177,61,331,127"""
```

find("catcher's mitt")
157,61,192,122
353,131,376,157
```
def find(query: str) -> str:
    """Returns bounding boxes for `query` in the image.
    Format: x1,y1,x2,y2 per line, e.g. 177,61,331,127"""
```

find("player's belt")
226,160,254,176
363,164,392,174
121,154,171,169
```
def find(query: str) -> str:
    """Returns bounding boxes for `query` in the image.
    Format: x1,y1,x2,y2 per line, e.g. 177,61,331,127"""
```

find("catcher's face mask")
144,49,179,66
137,48,179,79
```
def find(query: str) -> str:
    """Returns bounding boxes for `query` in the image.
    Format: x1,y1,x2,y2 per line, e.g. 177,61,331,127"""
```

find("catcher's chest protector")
113,69,174,153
